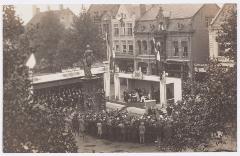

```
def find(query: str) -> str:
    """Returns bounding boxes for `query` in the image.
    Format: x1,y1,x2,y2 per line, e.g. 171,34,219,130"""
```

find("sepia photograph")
1,0,238,153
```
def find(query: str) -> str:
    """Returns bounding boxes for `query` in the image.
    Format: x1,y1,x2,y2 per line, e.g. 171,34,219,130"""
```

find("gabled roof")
139,4,203,21
87,4,120,17
26,8,75,28
123,4,141,19
122,4,152,19
210,3,237,27
87,4,152,20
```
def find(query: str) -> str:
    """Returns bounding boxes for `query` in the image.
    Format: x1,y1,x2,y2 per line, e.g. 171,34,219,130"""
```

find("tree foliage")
26,11,66,73
59,12,106,68
3,6,78,153
216,5,237,62
169,7,237,151
26,12,106,72
3,5,31,152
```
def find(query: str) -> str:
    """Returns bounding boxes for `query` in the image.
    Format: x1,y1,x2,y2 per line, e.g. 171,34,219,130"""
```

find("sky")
14,3,224,25
14,4,90,24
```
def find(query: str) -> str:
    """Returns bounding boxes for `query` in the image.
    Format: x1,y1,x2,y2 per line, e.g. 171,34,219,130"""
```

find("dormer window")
177,23,184,30
141,25,146,31
158,22,164,31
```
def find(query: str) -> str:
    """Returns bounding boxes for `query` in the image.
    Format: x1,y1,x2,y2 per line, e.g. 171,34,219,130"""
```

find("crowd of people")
33,84,173,146
70,109,174,145
123,88,160,103
34,84,105,113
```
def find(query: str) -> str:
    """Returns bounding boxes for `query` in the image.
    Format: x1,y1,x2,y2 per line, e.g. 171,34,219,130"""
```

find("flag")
154,47,158,54
106,32,114,71
152,38,155,45
106,32,111,61
26,53,36,69
157,51,161,61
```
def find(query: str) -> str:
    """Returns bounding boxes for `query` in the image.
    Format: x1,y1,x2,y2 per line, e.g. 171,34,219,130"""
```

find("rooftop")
139,4,203,21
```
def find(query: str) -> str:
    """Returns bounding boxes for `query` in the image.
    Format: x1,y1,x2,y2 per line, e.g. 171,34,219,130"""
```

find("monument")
83,44,93,78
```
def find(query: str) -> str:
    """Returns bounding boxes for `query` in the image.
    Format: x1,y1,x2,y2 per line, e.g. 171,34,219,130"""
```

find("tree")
3,5,32,152
26,11,66,73
60,12,106,68
3,6,78,152
170,6,237,151
216,5,237,62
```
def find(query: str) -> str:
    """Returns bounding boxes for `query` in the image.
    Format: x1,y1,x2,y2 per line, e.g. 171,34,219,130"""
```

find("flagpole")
104,32,111,100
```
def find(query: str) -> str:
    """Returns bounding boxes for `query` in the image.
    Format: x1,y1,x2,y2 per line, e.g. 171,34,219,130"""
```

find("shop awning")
32,66,105,85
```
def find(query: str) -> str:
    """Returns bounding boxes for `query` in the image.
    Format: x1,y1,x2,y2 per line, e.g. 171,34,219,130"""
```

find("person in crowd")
34,84,175,146
164,119,173,145
135,90,140,102
166,106,173,116
156,120,163,147
79,116,86,140
125,122,131,142
119,122,126,141
123,91,128,103
139,122,146,144
97,121,103,138
72,113,79,136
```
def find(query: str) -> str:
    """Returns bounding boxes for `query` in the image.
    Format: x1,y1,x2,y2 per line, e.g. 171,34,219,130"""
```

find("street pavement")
74,133,236,153
74,134,160,153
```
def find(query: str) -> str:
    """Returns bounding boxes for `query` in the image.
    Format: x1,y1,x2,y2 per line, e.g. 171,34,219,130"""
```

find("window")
127,23,133,36
137,40,141,54
103,24,109,33
150,40,155,54
205,17,213,27
128,41,133,54
114,41,120,52
120,22,125,36
177,23,184,30
142,40,147,52
166,83,174,100
114,24,119,36
98,24,102,34
173,41,179,56
122,41,127,53
181,41,188,57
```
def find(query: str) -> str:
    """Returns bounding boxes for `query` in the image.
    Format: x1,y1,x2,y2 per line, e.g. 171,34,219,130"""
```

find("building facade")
209,3,236,67
26,5,75,29
88,4,220,107
134,4,220,79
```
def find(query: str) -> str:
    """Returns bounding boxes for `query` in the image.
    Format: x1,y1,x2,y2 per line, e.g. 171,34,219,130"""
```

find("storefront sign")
62,71,82,78
132,70,143,79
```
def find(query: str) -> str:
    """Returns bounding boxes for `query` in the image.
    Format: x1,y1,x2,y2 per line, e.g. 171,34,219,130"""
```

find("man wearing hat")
139,122,146,144
97,121,103,138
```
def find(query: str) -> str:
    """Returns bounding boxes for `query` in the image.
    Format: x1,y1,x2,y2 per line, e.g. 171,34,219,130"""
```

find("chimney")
36,8,40,14
156,6,163,19
59,4,64,10
140,4,146,17
47,5,51,11
32,5,37,16
81,4,86,14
